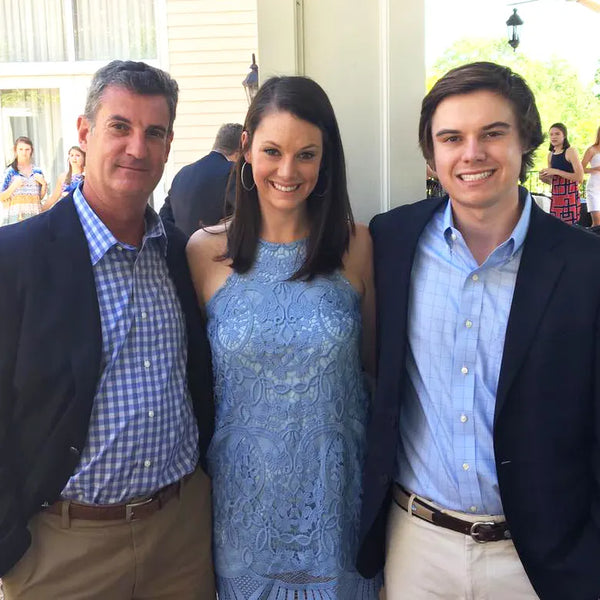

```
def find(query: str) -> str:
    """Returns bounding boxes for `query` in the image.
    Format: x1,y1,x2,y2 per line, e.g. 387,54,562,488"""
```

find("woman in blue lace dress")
187,76,381,599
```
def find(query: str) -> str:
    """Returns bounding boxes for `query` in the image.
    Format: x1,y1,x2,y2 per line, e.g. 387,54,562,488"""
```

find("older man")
0,61,215,599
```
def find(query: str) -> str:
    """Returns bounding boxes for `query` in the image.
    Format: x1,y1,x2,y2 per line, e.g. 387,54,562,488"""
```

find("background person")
540,122,583,224
46,146,86,209
0,60,215,600
159,123,242,237
187,75,380,599
581,126,600,227
0,136,47,226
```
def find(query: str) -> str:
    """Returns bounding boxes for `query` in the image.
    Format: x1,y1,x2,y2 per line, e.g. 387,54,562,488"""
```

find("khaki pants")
382,499,539,600
3,468,215,600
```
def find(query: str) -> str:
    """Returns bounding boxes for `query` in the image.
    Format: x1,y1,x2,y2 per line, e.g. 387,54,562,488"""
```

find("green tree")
428,38,600,174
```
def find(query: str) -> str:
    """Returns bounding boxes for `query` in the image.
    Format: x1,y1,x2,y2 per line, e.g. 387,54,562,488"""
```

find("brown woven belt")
393,483,511,543
45,473,193,522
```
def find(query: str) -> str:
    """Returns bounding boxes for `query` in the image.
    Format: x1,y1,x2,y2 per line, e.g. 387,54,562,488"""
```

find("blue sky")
426,0,600,83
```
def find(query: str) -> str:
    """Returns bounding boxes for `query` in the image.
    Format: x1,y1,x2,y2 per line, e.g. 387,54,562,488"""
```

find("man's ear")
164,131,174,163
77,115,90,152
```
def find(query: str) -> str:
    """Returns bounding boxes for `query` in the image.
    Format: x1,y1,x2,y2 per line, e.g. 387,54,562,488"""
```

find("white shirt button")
460,414,468,423
472,274,479,281
465,319,473,328
141,311,148,319
148,410,155,418
450,233,457,241
470,505,478,513
116,245,123,251
144,359,151,368
461,366,468,375
144,459,152,468
462,463,470,471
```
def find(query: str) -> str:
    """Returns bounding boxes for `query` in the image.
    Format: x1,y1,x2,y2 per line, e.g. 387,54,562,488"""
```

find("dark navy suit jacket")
159,150,234,237
0,195,214,576
358,194,600,599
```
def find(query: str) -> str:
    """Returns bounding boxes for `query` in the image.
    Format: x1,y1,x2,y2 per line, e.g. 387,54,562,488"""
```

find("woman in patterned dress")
540,123,583,224
46,145,86,209
187,76,381,599
0,136,47,226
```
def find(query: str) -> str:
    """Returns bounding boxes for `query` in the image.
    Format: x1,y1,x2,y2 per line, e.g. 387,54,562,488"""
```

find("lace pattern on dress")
207,239,381,599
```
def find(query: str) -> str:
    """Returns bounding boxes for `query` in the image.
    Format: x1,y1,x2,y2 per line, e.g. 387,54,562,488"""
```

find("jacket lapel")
374,198,446,386
494,203,566,424
46,197,102,418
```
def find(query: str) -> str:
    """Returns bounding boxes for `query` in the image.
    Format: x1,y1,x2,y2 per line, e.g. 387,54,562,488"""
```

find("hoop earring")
241,160,256,191
312,171,329,197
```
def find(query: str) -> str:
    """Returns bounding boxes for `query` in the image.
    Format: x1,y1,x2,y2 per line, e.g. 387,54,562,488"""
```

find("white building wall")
165,0,258,186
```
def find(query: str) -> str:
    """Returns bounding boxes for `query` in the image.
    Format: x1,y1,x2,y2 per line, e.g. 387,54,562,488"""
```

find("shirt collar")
442,186,531,260
73,186,167,266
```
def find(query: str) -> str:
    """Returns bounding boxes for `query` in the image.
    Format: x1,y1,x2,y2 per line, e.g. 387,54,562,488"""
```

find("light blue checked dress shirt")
396,194,531,516
61,187,199,504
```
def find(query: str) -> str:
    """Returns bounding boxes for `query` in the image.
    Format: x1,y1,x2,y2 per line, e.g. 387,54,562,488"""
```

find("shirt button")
460,414,468,423
144,459,152,468
470,505,478,513
465,319,473,328
472,274,479,282
116,245,123,251
450,233,457,241
144,359,151,368
141,311,148,319
461,366,469,375
462,463,470,471
148,410,155,418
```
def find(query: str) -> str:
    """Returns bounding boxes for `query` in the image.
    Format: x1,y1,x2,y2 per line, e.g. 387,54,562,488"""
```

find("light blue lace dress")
206,239,381,600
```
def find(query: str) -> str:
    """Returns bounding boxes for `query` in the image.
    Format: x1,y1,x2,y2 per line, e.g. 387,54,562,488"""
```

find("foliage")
428,38,600,172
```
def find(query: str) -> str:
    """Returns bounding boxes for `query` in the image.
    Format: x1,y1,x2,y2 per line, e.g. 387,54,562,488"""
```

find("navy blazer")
357,195,600,600
159,150,235,237
0,196,214,576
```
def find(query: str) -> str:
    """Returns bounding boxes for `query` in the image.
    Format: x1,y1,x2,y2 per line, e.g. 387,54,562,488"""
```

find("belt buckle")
469,521,496,543
125,496,154,522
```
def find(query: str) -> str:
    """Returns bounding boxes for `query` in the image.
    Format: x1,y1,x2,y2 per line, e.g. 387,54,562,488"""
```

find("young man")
0,61,215,599
358,62,600,599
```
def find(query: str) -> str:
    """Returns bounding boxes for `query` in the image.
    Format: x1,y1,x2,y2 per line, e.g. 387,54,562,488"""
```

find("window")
0,1,67,62
73,0,157,61
1,89,64,191
0,0,157,63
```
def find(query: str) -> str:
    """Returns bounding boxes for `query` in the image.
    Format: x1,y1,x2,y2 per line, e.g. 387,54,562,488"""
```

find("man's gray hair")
213,123,243,156
84,60,179,132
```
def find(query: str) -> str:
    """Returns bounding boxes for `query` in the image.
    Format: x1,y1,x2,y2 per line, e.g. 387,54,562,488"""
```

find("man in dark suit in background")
0,60,215,599
358,62,600,599
159,122,242,236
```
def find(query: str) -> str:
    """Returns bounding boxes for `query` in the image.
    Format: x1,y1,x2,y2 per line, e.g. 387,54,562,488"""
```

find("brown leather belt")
393,483,511,543
45,473,193,522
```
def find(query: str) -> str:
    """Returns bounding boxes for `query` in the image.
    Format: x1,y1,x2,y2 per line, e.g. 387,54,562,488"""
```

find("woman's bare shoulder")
187,225,228,257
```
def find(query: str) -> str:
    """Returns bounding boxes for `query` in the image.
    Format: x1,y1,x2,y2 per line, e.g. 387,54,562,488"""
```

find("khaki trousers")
3,468,215,600
382,498,539,600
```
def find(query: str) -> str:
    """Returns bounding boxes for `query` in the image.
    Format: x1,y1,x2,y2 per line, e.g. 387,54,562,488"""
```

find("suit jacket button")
379,474,390,486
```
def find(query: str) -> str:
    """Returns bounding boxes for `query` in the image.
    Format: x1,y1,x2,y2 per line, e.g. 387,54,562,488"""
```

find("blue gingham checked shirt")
61,186,199,504
396,193,531,516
